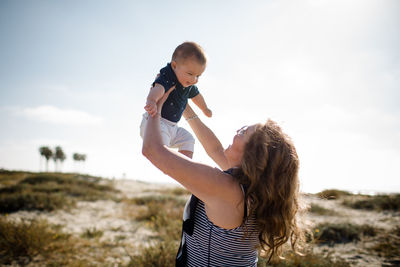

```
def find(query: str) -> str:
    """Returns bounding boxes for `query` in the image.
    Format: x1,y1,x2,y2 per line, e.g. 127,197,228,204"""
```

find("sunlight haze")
0,0,399,193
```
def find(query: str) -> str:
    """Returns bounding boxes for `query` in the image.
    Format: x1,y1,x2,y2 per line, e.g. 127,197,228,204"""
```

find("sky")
0,0,399,193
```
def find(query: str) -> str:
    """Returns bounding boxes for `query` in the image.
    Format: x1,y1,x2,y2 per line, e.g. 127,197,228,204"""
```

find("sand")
6,179,400,266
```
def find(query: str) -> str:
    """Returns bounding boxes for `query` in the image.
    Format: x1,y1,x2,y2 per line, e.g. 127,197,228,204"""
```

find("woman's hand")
203,108,213,118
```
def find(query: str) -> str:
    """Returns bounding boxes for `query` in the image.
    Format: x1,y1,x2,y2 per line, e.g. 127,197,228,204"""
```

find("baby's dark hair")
172,42,207,65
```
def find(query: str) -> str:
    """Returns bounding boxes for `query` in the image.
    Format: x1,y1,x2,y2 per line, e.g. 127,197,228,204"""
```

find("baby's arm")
145,84,164,117
191,93,212,118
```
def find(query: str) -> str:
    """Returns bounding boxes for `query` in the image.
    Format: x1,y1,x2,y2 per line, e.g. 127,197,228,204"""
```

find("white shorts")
140,113,195,152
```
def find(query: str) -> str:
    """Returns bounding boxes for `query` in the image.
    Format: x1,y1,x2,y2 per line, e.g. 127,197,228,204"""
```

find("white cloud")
18,105,103,125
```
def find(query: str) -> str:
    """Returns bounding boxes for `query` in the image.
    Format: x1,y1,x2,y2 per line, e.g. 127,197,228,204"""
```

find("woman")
142,89,302,266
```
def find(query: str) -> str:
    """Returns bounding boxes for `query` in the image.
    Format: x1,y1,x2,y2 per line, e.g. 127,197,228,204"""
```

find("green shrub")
313,223,376,245
342,194,400,211
127,239,178,267
370,239,400,258
258,250,351,267
81,227,104,239
0,218,55,264
21,174,115,198
128,194,186,266
130,195,186,206
134,197,184,241
368,226,400,259
394,226,400,237
0,191,67,213
155,187,190,196
0,170,29,186
309,204,336,215
359,224,377,237
316,189,352,200
0,173,117,214
20,174,70,185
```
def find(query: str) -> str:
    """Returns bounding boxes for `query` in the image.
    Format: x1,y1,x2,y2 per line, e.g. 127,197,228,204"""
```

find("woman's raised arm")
183,104,230,170
142,91,241,210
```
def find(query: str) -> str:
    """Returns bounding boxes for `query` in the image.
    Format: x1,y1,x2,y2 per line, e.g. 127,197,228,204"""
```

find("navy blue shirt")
153,63,200,123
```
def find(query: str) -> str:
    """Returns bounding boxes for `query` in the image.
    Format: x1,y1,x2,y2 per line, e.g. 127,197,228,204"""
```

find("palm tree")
39,146,53,172
80,154,87,173
54,146,66,172
73,153,87,173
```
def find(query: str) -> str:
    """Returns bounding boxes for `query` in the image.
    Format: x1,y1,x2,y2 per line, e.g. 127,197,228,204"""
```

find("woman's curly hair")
234,119,302,262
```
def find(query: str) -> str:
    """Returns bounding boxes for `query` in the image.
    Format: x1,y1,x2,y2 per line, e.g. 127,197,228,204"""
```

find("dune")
1,172,399,266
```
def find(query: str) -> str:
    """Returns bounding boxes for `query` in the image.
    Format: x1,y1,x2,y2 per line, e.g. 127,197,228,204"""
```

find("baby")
140,41,212,159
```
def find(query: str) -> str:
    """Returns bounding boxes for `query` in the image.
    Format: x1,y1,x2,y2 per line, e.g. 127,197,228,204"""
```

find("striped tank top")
184,198,259,266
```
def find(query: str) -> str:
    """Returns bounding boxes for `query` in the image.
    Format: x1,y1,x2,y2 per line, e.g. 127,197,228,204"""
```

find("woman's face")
224,124,259,167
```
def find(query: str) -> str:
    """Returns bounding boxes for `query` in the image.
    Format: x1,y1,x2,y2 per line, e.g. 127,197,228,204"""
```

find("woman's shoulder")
224,168,247,190
200,168,245,229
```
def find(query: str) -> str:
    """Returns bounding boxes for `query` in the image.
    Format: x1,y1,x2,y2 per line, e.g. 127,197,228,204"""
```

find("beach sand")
6,179,400,266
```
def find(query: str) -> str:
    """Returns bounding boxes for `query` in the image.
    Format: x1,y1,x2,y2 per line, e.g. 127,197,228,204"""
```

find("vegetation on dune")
0,171,117,214
367,226,400,261
127,239,178,267
258,250,351,267
127,194,185,240
342,194,400,211
312,223,377,245
81,227,104,239
128,194,186,207
0,217,71,265
0,171,123,265
127,195,354,266
309,203,337,216
1,170,398,266
316,188,400,212
154,186,190,196
125,194,186,266
370,239,400,259
394,226,400,237
0,216,127,266
316,189,352,200
0,169,31,186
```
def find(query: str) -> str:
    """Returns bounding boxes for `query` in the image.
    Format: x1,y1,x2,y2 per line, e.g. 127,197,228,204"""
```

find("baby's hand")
144,100,158,117
203,108,212,118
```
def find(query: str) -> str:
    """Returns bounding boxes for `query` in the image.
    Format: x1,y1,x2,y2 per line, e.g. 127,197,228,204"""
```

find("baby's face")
171,58,206,87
